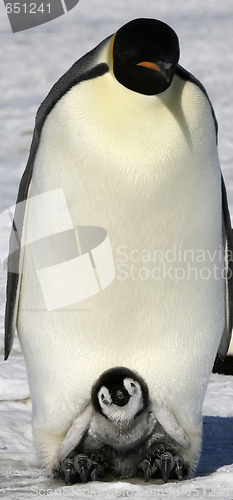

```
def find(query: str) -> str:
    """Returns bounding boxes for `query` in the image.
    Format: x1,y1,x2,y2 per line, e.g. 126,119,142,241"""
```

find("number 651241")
5,3,51,14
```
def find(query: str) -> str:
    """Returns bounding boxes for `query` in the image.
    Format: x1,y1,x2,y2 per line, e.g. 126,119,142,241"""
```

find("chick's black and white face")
97,377,143,422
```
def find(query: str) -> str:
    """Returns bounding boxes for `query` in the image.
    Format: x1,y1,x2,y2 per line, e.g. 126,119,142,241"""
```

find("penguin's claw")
73,455,92,483
138,458,156,482
60,458,76,484
60,453,108,484
174,455,183,481
90,454,108,481
157,451,174,483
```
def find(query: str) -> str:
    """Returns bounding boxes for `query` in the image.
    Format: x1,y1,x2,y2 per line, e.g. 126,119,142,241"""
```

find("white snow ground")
0,0,233,498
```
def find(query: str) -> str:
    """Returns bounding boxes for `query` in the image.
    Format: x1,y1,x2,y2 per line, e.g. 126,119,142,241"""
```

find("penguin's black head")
92,367,149,422
112,18,180,95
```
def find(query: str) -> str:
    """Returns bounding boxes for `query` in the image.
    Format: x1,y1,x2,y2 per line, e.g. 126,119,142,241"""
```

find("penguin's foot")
138,445,185,483
137,453,158,482
89,453,109,481
60,453,108,484
60,457,77,484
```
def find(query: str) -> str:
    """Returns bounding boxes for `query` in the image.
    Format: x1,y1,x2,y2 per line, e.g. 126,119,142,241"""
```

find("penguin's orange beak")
136,61,161,71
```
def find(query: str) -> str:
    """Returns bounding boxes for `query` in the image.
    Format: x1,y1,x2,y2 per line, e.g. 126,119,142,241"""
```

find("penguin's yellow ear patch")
109,33,116,68
137,61,161,71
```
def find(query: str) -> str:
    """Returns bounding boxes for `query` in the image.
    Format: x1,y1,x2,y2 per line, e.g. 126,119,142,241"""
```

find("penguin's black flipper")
217,176,233,359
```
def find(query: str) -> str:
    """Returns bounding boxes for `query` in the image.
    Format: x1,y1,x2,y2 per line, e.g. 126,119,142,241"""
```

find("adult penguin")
5,18,233,481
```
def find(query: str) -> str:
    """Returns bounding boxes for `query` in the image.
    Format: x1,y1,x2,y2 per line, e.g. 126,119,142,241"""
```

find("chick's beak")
114,389,130,406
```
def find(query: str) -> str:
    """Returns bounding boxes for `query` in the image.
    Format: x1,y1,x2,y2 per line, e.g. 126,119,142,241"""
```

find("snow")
0,0,233,497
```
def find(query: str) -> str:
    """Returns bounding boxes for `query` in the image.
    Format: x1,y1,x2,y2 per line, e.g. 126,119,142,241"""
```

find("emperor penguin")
4,18,233,482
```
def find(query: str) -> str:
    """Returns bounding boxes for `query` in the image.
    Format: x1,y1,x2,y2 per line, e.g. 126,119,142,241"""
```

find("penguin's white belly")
17,76,224,441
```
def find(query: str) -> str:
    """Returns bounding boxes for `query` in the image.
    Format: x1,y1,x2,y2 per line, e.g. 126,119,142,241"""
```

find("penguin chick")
58,368,191,483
